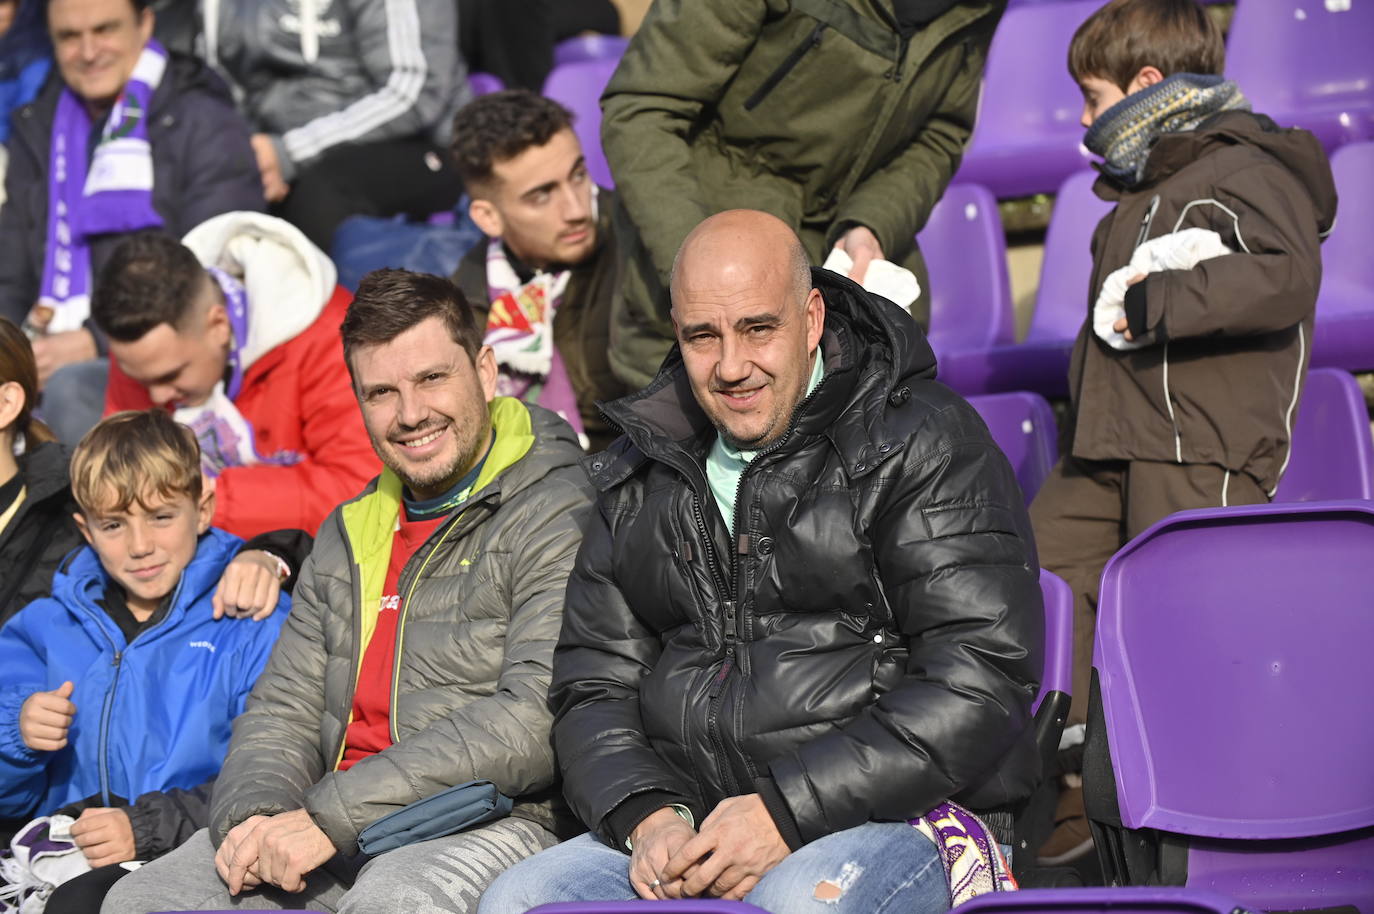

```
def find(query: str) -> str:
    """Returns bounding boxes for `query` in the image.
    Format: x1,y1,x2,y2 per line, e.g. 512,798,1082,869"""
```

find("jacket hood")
15,440,72,506
182,212,338,372
1138,110,1338,237
592,268,936,489
51,526,244,638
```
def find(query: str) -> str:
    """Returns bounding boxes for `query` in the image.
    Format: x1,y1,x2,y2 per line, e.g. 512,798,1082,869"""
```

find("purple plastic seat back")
920,184,1015,356
468,72,505,97
554,34,630,66
1273,368,1374,502
542,58,621,188
1312,142,1374,371
1095,501,1374,908
953,886,1252,914
954,0,1098,197
1037,568,1073,714
966,391,1058,503
1226,0,1374,150
530,903,768,914
1030,170,1112,343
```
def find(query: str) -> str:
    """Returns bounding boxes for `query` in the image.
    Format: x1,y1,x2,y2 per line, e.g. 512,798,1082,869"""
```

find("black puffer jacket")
555,269,1043,850
0,440,82,627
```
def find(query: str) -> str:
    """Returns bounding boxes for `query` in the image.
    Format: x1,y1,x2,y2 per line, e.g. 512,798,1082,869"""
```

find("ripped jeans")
476,823,951,914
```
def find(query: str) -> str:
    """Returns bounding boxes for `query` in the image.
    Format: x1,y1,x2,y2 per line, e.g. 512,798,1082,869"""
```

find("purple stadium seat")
939,171,1112,396
1311,142,1374,372
1087,501,1374,910
1226,0,1374,151
468,71,505,97
953,0,1099,198
1038,569,1073,715
955,887,1253,914
542,58,620,188
554,34,630,66
530,903,767,914
967,391,1059,503
921,184,1015,359
1273,367,1374,502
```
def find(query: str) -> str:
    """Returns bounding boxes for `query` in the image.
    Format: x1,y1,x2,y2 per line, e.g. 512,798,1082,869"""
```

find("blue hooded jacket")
0,527,288,817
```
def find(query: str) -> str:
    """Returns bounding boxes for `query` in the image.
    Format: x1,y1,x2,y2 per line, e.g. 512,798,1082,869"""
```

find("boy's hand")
1113,272,1148,341
213,551,284,620
70,807,136,866
20,681,76,751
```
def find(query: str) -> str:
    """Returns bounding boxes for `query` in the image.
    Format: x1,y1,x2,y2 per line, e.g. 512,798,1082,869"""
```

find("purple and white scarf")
908,802,1018,902
37,39,168,333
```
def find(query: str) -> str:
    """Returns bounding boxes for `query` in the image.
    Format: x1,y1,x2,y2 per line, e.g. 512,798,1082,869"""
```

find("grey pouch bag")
357,780,512,856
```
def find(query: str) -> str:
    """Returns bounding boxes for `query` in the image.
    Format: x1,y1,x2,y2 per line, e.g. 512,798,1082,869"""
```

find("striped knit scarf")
1084,73,1249,187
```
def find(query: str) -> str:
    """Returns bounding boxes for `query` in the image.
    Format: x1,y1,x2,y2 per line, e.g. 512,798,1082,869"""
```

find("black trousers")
45,863,131,914
274,138,463,252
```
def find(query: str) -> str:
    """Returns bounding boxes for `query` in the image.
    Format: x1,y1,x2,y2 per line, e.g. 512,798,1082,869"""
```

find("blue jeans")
477,823,952,914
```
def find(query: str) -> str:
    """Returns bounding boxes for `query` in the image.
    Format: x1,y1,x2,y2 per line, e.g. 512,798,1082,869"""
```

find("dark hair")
45,0,149,14
449,89,575,190
0,318,55,445
91,231,210,342
1068,0,1224,90
341,269,483,370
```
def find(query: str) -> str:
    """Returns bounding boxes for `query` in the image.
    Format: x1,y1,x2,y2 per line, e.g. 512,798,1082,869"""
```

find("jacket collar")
589,268,937,492
15,440,71,507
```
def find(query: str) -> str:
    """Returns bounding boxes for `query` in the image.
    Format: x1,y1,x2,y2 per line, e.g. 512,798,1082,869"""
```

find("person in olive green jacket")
600,0,1005,388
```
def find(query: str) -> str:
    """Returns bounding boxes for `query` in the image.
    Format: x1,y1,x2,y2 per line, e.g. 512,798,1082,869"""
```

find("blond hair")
70,410,203,515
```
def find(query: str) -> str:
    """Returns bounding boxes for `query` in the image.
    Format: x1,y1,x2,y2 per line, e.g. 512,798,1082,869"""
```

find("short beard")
373,418,491,499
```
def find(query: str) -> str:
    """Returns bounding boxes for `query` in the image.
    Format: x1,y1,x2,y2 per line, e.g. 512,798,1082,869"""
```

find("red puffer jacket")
105,286,379,537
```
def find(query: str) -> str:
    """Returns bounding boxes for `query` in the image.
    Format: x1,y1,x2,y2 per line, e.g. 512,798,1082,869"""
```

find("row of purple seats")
542,56,620,189
526,887,1258,914
1310,141,1374,371
935,169,1107,399
955,0,1374,199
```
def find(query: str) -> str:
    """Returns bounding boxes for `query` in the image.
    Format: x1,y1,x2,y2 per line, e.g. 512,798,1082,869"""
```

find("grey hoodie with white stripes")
200,0,472,181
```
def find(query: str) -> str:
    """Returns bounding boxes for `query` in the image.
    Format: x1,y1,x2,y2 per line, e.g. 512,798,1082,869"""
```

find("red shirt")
338,513,445,771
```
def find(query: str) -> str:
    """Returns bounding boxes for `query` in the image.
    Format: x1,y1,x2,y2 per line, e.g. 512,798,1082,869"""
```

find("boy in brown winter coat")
1030,0,1337,865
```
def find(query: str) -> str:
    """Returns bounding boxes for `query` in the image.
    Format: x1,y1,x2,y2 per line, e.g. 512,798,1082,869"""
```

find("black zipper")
744,22,827,111
695,372,833,794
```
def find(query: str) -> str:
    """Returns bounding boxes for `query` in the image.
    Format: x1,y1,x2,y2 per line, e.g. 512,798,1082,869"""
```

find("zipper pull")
1134,195,1161,249
112,651,122,668
722,600,737,643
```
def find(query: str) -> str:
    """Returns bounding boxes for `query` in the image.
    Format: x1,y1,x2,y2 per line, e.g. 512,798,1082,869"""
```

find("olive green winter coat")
601,0,1005,388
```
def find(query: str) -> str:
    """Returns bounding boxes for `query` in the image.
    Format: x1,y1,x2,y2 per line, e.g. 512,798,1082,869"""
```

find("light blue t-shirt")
706,350,824,530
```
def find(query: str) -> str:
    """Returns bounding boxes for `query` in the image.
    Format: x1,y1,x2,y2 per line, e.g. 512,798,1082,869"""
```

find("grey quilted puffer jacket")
210,401,593,855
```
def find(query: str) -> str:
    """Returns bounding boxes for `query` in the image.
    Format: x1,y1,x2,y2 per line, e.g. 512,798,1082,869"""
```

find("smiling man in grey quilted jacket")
102,269,593,914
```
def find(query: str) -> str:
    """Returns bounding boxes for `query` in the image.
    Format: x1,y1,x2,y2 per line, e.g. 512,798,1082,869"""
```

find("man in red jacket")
93,213,379,537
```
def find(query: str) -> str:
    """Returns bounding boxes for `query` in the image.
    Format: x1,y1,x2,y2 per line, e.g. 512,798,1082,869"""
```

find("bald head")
670,210,812,317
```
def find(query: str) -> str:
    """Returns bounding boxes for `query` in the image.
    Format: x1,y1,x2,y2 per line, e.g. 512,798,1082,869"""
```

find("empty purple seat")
921,184,1015,359
1086,501,1374,910
468,71,505,97
953,0,1098,198
1226,0,1374,151
939,171,1112,397
554,34,630,67
1311,142,1374,372
1273,367,1374,502
955,887,1253,914
967,391,1059,503
542,58,620,188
